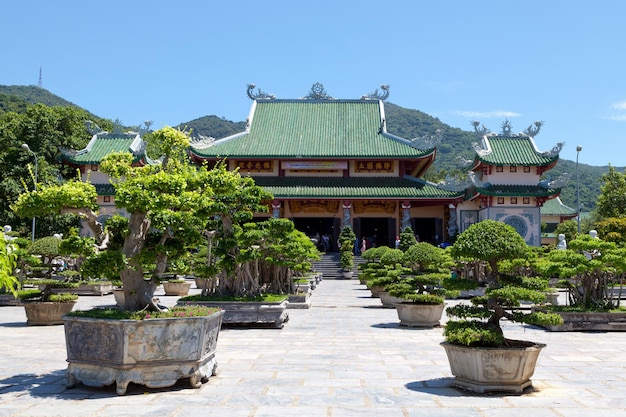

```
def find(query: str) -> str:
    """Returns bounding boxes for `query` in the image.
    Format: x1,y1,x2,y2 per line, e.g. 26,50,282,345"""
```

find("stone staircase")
313,253,366,279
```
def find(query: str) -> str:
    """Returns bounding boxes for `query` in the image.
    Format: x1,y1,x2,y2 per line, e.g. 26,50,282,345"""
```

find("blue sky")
2,1,625,167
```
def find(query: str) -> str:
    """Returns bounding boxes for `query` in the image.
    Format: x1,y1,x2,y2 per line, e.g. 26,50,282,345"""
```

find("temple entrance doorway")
411,218,443,245
292,217,336,251
354,218,395,250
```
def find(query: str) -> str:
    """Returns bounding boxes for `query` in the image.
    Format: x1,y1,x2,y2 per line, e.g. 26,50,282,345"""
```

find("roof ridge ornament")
303,82,334,100
468,171,489,188
470,120,490,137
539,172,572,189
409,129,442,150
454,156,473,169
471,141,491,157
500,119,513,136
246,83,276,100
85,120,104,135
523,121,543,137
439,174,472,192
540,142,565,158
361,84,390,101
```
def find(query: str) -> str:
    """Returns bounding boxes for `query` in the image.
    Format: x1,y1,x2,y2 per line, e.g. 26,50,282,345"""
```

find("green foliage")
554,219,579,243
450,220,529,277
66,305,220,320
179,293,287,303
0,235,19,297
48,293,79,303
80,251,125,281
398,227,417,251
443,320,505,347
596,165,626,219
28,236,62,257
338,226,356,269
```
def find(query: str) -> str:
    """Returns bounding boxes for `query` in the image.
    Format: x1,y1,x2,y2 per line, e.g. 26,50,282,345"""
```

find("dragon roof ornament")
468,171,489,188
454,155,474,169
471,141,491,157
246,84,276,100
408,129,442,150
540,142,565,158
361,84,390,101
439,174,472,192
539,172,572,189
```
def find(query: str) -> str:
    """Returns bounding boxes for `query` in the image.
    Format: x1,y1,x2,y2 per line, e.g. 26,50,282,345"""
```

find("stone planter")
287,292,312,309
542,311,626,332
180,299,289,328
64,310,224,395
395,302,445,327
378,291,406,308
112,289,124,307
50,282,114,296
162,281,191,296
342,270,354,279
544,292,559,305
23,301,76,326
440,340,546,394
369,285,384,298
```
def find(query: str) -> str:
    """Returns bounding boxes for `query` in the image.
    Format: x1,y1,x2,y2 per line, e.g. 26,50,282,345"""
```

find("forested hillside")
0,85,610,211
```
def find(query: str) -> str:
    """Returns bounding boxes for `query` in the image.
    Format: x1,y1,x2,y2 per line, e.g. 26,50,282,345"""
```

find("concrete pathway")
1,279,625,417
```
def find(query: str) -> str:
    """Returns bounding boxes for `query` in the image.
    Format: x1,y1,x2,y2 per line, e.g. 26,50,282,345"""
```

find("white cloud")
612,101,626,110
605,114,626,121
454,110,522,119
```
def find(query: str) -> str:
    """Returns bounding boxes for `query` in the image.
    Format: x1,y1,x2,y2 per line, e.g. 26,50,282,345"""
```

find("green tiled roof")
540,197,577,216
251,176,464,199
475,184,560,197
94,183,115,196
60,133,148,165
190,100,434,159
474,136,558,166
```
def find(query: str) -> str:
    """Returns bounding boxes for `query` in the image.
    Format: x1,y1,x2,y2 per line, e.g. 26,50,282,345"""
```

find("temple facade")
60,84,569,248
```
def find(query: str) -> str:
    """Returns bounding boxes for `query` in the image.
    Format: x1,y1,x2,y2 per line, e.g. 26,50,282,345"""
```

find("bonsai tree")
12,127,222,311
338,226,356,270
541,232,626,309
387,242,463,304
398,226,418,252
367,248,407,291
446,220,562,347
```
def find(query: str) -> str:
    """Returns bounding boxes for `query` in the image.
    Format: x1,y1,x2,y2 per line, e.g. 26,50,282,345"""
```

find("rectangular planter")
543,311,626,331
179,299,289,328
63,310,224,395
51,283,114,296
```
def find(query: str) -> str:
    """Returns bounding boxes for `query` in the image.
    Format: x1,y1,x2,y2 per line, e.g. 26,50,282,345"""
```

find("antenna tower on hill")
38,67,42,87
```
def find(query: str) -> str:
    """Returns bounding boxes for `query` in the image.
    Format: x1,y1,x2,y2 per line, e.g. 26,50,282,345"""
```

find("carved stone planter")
162,281,191,296
24,302,76,326
369,285,384,298
63,310,224,395
180,299,289,328
378,291,407,308
395,302,445,327
440,340,546,394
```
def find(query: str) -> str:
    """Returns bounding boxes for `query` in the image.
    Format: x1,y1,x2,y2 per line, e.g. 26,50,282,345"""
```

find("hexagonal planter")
395,302,445,327
440,340,546,394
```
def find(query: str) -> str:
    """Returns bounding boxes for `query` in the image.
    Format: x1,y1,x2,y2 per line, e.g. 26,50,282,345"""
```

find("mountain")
0,85,606,211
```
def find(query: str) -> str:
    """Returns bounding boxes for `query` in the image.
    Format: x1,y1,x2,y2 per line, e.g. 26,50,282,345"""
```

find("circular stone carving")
505,216,528,238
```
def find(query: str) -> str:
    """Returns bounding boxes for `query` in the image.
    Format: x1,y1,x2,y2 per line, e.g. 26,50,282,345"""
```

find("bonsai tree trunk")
120,211,158,310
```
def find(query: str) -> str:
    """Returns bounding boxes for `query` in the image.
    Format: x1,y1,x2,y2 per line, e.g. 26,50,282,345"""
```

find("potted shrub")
387,242,470,327
338,226,356,278
533,231,626,331
11,127,227,394
442,220,562,394
179,218,320,327
366,248,408,307
18,279,79,325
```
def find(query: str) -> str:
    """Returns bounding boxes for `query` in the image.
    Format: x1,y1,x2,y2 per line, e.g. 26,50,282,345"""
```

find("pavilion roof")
252,176,464,200
189,100,436,160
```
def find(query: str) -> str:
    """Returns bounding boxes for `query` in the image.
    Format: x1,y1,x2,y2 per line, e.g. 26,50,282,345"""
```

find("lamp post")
21,144,38,241
576,145,582,234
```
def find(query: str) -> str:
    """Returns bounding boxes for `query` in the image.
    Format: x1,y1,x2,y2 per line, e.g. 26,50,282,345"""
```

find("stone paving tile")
2,280,626,416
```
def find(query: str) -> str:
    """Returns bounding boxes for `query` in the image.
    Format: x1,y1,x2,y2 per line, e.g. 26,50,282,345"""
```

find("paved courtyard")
1,279,625,417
